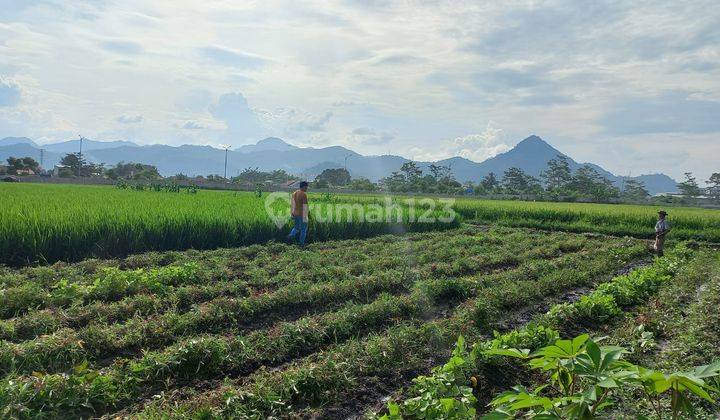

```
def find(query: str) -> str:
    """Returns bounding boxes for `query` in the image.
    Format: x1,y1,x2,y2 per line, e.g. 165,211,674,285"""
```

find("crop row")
0,236,647,417
0,226,530,315
381,244,694,418
0,263,204,319
0,294,421,418
0,228,480,322
0,269,409,376
0,227,592,342
121,241,645,418
1,233,643,377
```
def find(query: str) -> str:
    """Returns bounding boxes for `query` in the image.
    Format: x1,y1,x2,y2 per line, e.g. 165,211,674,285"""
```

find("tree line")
3,152,719,202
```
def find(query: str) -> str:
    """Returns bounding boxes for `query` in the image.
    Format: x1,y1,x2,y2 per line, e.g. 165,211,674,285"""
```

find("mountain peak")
235,137,298,153
509,135,563,156
516,134,547,147
257,137,291,146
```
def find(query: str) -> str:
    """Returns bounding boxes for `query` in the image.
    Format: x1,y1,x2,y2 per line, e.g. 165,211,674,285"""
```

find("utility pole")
78,134,84,176
40,148,44,169
621,170,631,192
224,147,229,180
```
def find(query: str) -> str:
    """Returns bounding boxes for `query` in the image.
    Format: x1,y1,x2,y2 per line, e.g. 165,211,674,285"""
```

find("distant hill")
0,134,678,194
235,137,298,153
458,135,678,193
0,143,62,169
0,137,37,148
42,139,139,154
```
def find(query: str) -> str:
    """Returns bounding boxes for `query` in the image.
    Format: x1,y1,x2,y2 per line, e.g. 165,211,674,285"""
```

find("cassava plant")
483,334,720,419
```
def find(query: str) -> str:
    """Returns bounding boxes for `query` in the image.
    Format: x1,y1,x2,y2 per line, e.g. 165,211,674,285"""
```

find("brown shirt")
291,189,308,217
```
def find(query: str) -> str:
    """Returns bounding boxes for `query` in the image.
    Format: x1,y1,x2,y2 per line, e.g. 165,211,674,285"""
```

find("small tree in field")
315,168,351,186
502,167,541,195
622,179,650,201
707,172,720,201
677,172,701,198
541,154,572,192
476,172,499,194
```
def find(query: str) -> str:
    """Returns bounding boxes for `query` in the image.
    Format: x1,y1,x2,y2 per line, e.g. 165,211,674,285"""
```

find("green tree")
59,153,104,177
502,167,541,195
478,172,499,193
428,164,450,181
315,168,351,186
380,171,408,192
349,177,377,191
400,161,422,182
60,153,86,176
621,179,650,201
677,172,701,198
6,156,40,174
231,168,294,184
540,155,572,192
106,162,161,180
569,165,619,200
706,172,720,201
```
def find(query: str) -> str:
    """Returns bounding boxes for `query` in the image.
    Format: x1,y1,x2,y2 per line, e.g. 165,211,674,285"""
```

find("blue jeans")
288,216,308,246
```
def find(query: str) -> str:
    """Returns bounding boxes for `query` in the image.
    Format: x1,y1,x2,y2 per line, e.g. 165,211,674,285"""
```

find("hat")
658,210,667,215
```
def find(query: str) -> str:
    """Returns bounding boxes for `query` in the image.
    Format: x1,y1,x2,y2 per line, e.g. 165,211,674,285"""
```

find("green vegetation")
1,182,719,418
0,183,456,266
453,198,720,242
0,226,649,418
3,183,720,266
381,245,720,419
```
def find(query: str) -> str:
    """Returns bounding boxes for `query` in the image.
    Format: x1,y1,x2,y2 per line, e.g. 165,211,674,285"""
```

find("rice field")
0,184,457,266
452,198,720,242
3,183,720,267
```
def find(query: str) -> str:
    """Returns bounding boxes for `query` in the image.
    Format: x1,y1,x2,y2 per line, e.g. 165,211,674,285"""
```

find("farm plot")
380,244,720,419
0,183,457,266
0,225,650,418
451,198,720,243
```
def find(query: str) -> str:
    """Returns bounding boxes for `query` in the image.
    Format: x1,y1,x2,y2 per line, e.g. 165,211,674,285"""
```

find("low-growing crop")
483,334,720,419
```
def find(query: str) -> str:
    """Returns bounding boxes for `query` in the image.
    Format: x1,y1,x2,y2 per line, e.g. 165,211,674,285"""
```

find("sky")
0,0,719,180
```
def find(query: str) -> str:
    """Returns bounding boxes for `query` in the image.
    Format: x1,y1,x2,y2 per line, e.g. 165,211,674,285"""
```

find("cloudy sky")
1,0,719,179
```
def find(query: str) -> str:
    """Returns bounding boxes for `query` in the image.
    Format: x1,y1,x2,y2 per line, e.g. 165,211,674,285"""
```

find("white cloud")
198,46,270,69
182,121,204,129
0,0,718,178
0,78,21,107
412,123,510,162
116,115,143,124
209,92,264,141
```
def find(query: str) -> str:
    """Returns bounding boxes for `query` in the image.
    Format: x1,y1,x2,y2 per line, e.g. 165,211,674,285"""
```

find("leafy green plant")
382,336,477,419
483,334,720,419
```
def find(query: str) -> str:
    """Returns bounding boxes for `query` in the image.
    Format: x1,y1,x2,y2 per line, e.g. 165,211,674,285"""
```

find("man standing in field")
288,181,309,247
654,210,670,257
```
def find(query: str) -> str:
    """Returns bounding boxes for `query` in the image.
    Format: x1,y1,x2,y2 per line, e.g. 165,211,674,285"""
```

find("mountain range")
0,135,678,194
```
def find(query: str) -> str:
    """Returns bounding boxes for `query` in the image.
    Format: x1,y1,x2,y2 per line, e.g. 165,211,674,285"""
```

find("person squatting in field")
288,181,309,246
654,210,671,257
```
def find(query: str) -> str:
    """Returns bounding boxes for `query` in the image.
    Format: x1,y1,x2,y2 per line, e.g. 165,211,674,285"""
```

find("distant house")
53,165,70,177
15,168,35,176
